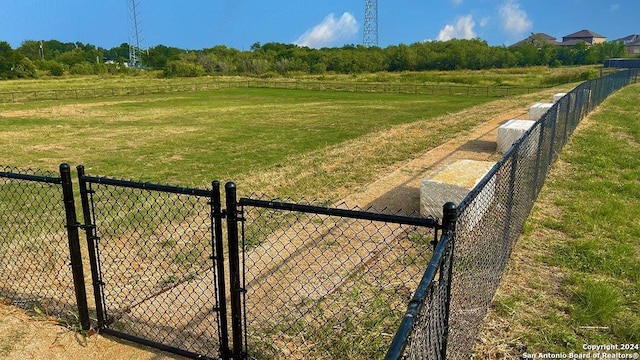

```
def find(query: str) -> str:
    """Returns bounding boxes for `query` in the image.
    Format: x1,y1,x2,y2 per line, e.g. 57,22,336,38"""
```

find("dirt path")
0,93,550,359
343,107,527,214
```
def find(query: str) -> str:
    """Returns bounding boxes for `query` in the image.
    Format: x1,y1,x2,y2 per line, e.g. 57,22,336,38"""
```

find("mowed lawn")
0,88,492,190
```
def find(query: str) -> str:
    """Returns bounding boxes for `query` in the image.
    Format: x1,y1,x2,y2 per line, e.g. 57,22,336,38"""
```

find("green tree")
163,60,205,77
0,41,36,79
18,40,43,61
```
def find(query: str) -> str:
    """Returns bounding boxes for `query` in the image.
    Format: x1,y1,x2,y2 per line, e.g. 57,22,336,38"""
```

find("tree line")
0,38,631,80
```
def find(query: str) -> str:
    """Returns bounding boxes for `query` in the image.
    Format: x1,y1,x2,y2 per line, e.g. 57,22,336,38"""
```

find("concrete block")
553,93,567,103
529,102,554,121
420,160,495,220
497,119,536,154
458,173,497,232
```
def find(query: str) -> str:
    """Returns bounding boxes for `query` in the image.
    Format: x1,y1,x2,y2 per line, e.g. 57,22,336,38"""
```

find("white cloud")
295,12,358,49
610,4,620,11
437,15,476,41
479,17,490,27
452,0,463,6
499,0,532,35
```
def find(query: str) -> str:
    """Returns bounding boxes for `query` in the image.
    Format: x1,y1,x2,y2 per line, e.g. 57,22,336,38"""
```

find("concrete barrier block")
497,119,536,154
529,102,554,121
553,93,567,103
420,160,495,220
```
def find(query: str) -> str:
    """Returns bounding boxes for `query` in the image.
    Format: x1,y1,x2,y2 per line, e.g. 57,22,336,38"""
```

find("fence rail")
0,68,637,359
0,80,543,103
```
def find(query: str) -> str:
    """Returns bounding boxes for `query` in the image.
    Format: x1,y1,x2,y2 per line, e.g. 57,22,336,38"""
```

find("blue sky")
0,0,638,50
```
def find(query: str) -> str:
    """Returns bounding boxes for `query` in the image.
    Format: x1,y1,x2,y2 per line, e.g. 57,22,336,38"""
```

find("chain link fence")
389,68,639,359
239,196,438,359
0,165,79,324
77,170,225,359
1,69,637,359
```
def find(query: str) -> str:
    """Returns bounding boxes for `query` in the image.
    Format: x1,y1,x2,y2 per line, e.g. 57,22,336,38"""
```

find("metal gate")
235,195,441,359
77,166,229,359
74,166,442,359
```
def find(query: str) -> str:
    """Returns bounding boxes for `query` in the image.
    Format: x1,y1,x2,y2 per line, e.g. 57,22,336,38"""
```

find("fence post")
212,181,231,360
442,202,457,232
440,201,457,359
76,165,107,327
59,163,91,331
225,182,245,360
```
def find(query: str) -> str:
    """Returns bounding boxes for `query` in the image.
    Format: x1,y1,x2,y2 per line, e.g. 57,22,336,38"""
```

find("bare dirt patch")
0,101,134,118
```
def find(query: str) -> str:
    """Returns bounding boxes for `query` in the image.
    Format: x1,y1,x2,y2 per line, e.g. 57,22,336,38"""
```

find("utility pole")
363,0,379,47
128,0,144,68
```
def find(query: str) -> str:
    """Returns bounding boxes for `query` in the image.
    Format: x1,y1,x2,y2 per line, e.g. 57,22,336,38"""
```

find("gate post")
59,163,91,331
212,181,231,359
440,201,457,360
225,182,245,359
442,202,457,232
77,165,107,327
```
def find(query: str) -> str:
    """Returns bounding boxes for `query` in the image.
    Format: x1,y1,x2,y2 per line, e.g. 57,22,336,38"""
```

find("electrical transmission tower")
363,0,378,47
127,0,144,68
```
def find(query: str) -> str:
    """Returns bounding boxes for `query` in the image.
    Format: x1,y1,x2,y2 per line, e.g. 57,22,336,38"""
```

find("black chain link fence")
78,171,225,359
405,231,454,360
239,196,438,359
1,69,637,359
389,68,639,359
0,165,78,324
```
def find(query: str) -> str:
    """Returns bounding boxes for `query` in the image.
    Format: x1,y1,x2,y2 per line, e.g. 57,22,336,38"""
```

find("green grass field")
0,86,497,197
477,82,640,357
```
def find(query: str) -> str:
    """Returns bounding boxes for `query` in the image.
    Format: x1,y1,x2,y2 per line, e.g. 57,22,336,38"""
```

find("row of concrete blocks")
420,93,566,221
497,92,566,153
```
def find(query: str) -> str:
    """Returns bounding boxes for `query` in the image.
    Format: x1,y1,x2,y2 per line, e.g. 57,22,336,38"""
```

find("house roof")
563,29,606,39
615,34,640,45
511,33,559,47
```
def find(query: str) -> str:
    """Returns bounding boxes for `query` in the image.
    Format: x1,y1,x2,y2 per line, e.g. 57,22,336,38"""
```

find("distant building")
615,34,640,56
511,33,560,47
511,30,608,48
560,29,606,46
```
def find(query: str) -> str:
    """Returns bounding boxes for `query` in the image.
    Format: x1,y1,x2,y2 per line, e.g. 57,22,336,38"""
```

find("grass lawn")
475,82,640,357
0,87,494,197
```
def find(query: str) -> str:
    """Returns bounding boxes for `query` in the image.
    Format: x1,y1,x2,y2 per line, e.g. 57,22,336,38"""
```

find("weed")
568,278,622,325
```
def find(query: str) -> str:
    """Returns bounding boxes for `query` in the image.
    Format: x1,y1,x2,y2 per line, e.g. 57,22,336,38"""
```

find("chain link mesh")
0,166,77,323
84,179,222,358
405,232,454,360
394,69,638,359
240,197,436,359
444,69,638,359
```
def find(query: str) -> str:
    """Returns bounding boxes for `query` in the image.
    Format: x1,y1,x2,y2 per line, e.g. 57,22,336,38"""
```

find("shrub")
163,60,206,77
